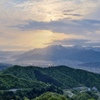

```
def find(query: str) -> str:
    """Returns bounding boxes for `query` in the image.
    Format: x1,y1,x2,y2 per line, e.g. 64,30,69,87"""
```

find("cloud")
50,39,89,45
0,0,99,23
50,39,100,47
0,0,100,50
0,0,99,26
14,19,100,35
0,30,71,51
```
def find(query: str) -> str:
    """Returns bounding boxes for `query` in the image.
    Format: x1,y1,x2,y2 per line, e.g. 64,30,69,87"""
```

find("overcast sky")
0,0,100,51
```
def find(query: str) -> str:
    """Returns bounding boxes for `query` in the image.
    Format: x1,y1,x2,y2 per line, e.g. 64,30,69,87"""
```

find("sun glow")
21,30,70,49
0,0,100,50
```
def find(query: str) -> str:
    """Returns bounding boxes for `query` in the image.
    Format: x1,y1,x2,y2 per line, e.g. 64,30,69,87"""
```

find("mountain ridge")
2,65,100,90
1,45,100,73
12,45,100,69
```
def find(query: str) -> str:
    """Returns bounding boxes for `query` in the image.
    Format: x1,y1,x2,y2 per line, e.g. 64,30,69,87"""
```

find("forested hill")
0,74,47,90
2,65,100,90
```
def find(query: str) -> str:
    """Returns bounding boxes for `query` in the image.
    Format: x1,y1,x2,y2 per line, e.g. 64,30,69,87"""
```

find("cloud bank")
0,0,100,50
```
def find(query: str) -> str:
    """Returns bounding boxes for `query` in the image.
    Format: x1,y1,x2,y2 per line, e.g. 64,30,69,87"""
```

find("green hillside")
40,66,100,90
72,92,98,100
33,92,98,100
0,74,46,90
33,92,68,100
2,65,100,90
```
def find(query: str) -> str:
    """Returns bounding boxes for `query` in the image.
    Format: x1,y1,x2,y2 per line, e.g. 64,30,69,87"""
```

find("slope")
0,74,46,90
2,65,100,90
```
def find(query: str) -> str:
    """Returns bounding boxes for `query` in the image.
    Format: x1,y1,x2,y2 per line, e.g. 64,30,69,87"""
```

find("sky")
0,0,100,51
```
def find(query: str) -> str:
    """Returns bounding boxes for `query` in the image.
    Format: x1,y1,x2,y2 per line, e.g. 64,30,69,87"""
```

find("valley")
1,45,100,73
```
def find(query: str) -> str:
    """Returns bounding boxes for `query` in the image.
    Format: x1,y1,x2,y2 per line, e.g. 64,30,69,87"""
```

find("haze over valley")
0,45,100,73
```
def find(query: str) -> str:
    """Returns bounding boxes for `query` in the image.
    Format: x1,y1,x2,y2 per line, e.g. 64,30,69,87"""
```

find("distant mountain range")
15,45,100,62
0,45,100,73
13,45,100,72
78,62,100,73
0,51,23,57
0,63,12,70
79,62,100,68
0,50,24,63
